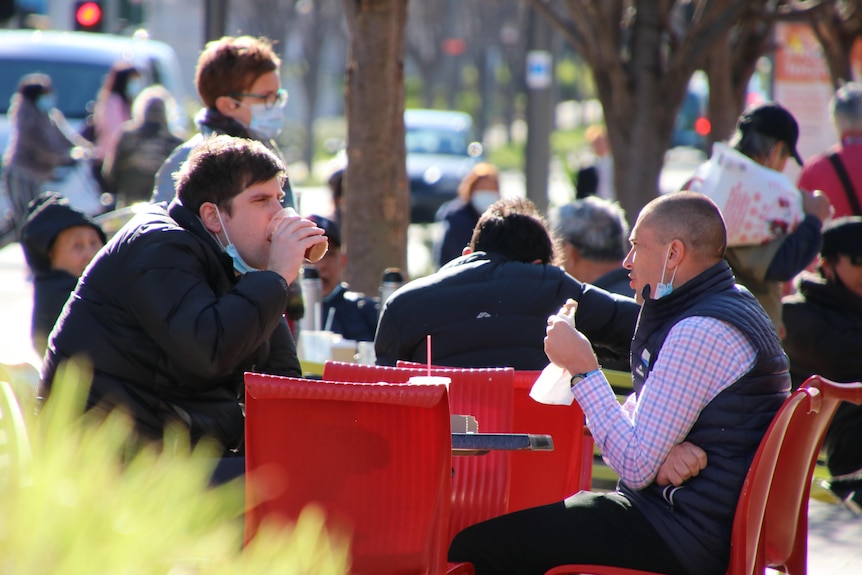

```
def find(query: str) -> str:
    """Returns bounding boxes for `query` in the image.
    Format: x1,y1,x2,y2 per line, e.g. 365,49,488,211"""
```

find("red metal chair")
244,373,454,575
323,361,515,545
508,370,593,513
543,375,862,575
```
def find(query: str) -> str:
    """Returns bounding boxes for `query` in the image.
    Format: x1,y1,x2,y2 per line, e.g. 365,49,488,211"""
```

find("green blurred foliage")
0,362,351,575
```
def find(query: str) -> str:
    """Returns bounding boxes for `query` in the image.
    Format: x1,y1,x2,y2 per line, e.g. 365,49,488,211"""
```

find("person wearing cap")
20,191,107,356
683,102,832,334
782,216,862,512
307,214,379,342
2,73,93,239
798,82,862,218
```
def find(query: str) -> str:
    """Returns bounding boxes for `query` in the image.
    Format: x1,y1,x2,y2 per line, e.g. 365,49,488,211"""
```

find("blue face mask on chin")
216,209,261,275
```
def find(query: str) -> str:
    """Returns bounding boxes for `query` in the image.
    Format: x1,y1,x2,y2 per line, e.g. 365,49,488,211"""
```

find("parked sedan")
405,109,483,223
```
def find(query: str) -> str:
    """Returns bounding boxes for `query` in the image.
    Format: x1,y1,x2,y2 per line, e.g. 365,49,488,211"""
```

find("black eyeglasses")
228,88,288,110
846,254,862,266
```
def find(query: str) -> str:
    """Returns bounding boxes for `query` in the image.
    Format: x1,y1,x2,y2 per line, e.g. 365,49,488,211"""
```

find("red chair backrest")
728,375,862,575
244,373,452,575
508,370,592,513
324,361,515,544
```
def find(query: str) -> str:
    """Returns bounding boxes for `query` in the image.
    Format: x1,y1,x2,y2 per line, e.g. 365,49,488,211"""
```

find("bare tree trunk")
342,0,409,295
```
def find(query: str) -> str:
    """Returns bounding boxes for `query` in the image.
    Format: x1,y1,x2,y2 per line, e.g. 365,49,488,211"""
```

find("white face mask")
470,190,500,214
654,244,677,299
248,102,285,140
215,209,260,274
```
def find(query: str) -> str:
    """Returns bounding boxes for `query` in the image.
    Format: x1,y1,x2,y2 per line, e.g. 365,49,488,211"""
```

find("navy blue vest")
622,261,789,575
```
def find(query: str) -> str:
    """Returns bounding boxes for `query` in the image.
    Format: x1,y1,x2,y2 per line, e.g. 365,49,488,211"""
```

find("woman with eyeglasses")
782,216,862,513
153,35,293,208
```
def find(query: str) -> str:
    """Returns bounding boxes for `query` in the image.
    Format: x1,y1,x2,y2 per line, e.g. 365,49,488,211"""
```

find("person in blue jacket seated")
307,214,380,342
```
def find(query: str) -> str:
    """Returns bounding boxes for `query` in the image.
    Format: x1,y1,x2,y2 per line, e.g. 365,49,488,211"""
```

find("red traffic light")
695,116,712,137
75,1,103,30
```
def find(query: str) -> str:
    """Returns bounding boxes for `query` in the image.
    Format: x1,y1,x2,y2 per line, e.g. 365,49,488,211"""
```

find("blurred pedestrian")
102,85,184,208
575,124,614,200
433,162,500,268
782,216,862,512
2,73,92,239
683,103,832,335
20,191,106,356
92,61,142,192
307,214,379,342
327,167,344,225
798,82,862,217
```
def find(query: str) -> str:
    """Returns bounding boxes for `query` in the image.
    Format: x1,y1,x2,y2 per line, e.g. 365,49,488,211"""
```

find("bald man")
449,192,791,575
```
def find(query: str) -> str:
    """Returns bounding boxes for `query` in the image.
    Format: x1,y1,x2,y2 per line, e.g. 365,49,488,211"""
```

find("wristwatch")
570,368,602,388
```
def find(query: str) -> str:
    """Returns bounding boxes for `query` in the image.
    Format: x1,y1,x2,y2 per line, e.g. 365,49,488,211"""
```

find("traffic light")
74,1,103,32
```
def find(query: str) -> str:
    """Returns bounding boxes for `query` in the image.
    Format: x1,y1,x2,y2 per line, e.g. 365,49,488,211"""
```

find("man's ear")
199,202,222,234
214,95,239,117
667,238,685,268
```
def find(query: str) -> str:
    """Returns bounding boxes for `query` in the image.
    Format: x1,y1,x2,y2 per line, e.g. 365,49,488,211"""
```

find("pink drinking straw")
426,334,431,376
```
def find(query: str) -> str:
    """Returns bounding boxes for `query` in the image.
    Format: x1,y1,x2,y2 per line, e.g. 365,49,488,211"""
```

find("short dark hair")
175,135,285,215
469,197,556,264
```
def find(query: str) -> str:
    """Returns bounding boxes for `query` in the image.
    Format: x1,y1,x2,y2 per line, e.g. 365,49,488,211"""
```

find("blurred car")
405,109,483,223
0,29,186,215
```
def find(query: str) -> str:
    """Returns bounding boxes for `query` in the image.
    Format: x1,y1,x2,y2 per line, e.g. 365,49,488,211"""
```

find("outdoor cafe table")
452,432,554,456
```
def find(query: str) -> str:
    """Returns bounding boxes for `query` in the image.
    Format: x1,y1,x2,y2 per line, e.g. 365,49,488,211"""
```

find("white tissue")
529,308,577,406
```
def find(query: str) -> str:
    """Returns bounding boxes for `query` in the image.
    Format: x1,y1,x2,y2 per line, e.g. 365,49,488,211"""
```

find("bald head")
639,192,727,264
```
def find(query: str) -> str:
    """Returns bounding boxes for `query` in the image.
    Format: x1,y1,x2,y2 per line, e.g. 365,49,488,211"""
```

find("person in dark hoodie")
20,192,106,356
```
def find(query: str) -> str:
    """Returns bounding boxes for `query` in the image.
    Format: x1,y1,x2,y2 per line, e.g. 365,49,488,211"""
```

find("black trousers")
448,491,689,575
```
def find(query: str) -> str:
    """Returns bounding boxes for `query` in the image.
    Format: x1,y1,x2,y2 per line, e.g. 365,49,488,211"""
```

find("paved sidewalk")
0,242,859,571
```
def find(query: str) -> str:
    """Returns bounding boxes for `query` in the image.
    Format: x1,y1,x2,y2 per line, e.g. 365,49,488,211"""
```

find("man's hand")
266,209,327,284
543,304,599,377
656,442,707,487
801,189,832,224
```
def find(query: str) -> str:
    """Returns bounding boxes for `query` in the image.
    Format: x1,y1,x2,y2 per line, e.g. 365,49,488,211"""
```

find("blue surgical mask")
215,209,261,274
248,102,285,140
126,78,144,100
654,244,677,299
470,190,500,214
36,93,56,113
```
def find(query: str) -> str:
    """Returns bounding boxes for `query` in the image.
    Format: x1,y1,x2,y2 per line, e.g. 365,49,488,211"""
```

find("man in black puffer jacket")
375,197,639,370
40,135,327,462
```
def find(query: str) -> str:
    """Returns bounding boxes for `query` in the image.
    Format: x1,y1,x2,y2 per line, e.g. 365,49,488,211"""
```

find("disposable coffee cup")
407,375,451,390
